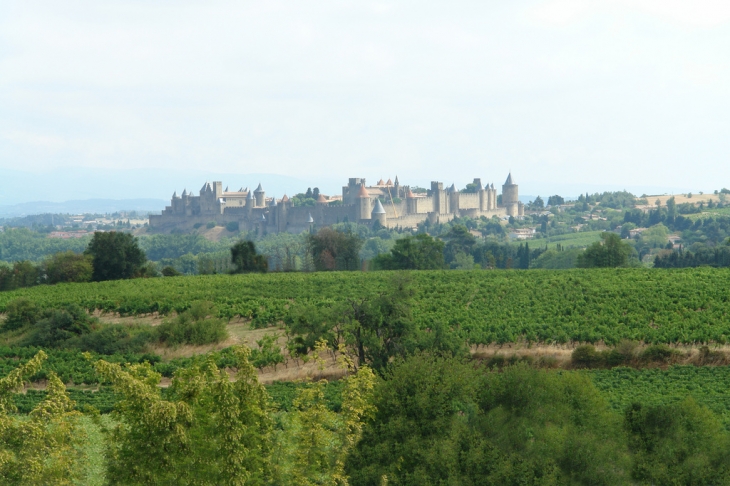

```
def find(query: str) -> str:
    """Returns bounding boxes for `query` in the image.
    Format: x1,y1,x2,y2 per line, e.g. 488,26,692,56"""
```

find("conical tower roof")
377,179,385,186
260,213,266,222
358,185,369,197
254,183,264,193
406,187,415,198
172,191,178,198
225,186,229,192
281,194,289,202
247,190,254,200
395,175,399,185
386,178,393,186
504,173,514,185
269,196,277,207
307,212,314,223
449,183,456,192
316,194,327,203
372,199,386,214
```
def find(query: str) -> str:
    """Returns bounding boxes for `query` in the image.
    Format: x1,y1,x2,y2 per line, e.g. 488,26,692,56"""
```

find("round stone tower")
357,184,371,221
371,199,387,227
501,173,519,217
254,183,265,207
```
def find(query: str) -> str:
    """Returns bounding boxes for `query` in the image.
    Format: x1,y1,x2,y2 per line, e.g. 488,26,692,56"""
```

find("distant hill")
0,199,167,218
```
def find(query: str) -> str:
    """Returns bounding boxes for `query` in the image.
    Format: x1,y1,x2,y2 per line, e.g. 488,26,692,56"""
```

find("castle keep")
149,174,523,233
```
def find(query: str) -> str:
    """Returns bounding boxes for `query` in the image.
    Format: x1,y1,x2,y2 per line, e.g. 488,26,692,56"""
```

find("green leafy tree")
547,195,565,206
230,240,268,273
0,351,85,485
577,232,635,268
250,334,285,371
373,234,445,270
442,225,477,265
307,228,363,271
2,297,40,331
94,346,273,485
348,357,630,485
625,398,730,484
85,231,147,281
23,304,95,348
340,275,417,370
532,195,545,209
274,341,377,485
43,251,93,284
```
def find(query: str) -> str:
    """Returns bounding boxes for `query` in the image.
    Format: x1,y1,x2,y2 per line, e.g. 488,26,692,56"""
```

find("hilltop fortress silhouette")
149,174,523,234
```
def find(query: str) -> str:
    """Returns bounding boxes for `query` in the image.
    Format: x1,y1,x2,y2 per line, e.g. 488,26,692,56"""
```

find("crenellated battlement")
150,174,518,233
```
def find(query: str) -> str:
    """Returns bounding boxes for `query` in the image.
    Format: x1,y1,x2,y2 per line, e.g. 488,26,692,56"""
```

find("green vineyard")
3,268,730,344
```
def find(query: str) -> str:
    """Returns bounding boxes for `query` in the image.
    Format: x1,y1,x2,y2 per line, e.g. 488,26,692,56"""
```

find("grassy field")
537,230,603,248
685,206,730,221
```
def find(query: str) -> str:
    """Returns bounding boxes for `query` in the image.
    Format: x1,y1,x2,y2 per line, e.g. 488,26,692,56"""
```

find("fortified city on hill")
149,174,524,234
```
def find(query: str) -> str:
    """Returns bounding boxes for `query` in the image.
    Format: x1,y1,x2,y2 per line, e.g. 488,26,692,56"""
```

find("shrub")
23,304,96,348
71,324,154,354
640,344,679,363
161,266,181,277
3,298,41,331
43,251,93,284
571,344,604,368
155,302,227,346
206,221,217,229
225,221,240,232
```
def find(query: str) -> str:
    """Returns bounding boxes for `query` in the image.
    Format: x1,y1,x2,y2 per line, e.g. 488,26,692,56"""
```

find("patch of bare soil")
93,310,169,326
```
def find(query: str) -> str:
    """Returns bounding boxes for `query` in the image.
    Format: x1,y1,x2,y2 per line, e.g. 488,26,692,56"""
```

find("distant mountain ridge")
0,199,167,217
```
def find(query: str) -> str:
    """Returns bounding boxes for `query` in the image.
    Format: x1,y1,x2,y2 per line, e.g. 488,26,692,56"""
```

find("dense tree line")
654,243,730,268
0,232,149,291
2,347,729,484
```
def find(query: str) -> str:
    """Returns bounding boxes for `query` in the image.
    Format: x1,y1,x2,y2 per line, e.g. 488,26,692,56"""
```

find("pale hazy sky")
1,0,729,200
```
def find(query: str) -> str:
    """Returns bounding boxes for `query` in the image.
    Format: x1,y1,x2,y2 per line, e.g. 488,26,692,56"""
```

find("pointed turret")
395,175,399,185
172,191,178,199
502,173,519,217
281,194,289,203
316,194,327,205
372,199,386,214
372,199,387,227
406,187,415,198
253,183,265,207
449,183,456,192
386,178,393,186
225,186,229,192
182,189,187,197
307,212,314,224
358,185,369,198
